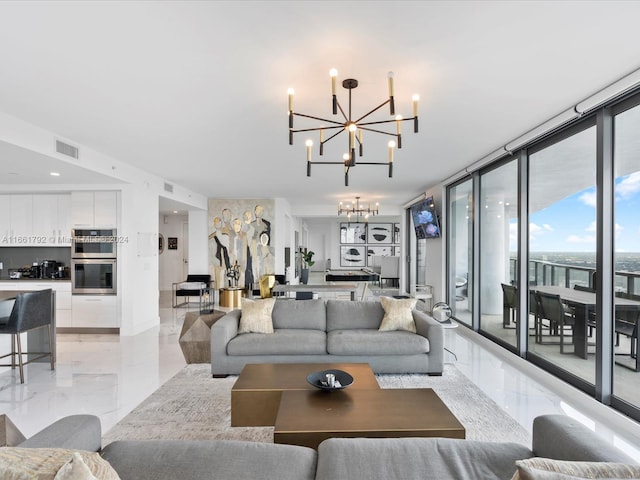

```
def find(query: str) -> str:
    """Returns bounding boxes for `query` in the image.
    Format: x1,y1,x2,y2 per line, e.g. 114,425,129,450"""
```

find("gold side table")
219,287,245,308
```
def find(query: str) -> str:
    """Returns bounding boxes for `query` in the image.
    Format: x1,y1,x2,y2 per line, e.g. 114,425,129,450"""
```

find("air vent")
56,140,79,159
164,182,174,193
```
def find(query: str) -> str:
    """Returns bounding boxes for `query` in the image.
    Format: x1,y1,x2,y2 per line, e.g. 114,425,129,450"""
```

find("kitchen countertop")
0,278,71,282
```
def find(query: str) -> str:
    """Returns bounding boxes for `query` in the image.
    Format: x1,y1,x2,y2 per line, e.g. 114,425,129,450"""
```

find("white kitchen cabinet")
72,295,118,328
0,194,71,246
71,191,117,228
0,196,10,242
9,195,33,241
32,194,59,245
57,194,72,245
93,191,117,227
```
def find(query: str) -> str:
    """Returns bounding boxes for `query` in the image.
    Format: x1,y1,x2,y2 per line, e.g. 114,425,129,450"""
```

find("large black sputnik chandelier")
288,69,419,186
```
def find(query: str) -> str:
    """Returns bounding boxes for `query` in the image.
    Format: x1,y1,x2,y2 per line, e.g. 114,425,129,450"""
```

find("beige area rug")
102,364,531,447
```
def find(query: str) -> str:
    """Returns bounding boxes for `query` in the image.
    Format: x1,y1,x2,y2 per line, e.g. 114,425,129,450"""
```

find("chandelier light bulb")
288,88,294,111
412,94,419,117
348,123,357,132
330,69,338,95
395,115,402,135
305,139,313,161
387,71,394,97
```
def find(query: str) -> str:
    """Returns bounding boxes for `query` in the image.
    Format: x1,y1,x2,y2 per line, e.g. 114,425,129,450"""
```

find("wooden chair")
0,289,55,383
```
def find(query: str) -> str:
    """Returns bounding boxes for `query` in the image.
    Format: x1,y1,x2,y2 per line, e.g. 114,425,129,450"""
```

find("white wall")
159,213,188,290
188,209,208,275
119,184,160,336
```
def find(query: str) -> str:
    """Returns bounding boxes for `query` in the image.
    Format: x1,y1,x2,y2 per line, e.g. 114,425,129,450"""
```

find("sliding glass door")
612,102,640,409
478,160,518,348
448,179,473,325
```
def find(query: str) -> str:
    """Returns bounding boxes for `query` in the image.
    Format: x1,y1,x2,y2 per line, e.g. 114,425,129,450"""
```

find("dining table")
533,285,640,368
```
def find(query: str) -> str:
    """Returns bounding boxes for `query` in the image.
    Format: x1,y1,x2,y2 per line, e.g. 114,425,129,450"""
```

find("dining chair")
614,291,640,371
0,289,55,383
501,283,518,328
535,291,576,353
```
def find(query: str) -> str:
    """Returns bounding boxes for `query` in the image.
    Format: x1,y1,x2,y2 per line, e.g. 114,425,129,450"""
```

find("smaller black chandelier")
338,196,379,223
288,69,419,186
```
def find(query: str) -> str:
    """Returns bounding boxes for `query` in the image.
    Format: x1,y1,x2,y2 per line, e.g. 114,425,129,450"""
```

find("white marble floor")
0,296,639,460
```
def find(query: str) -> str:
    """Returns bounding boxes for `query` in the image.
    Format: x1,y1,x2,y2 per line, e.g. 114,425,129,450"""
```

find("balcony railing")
509,258,640,295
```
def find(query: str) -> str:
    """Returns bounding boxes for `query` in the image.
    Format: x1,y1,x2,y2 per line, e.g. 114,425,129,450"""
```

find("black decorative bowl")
306,369,354,391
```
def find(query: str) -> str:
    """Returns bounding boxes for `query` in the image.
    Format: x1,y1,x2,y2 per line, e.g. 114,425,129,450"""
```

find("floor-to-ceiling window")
528,124,597,387
435,87,640,422
478,159,518,349
612,101,640,412
447,179,473,326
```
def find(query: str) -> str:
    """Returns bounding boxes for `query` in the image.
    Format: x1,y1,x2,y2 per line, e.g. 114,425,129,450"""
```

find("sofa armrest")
18,415,102,452
211,310,241,357
413,309,444,347
532,414,637,463
412,309,444,372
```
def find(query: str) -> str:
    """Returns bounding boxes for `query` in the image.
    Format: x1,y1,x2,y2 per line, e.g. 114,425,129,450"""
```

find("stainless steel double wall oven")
71,228,117,295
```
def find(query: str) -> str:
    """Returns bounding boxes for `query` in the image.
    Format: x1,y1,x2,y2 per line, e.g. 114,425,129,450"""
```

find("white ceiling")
1,1,640,214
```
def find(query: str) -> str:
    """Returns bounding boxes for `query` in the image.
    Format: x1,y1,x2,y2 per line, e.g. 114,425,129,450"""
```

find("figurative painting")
340,245,366,267
340,223,366,244
168,237,178,250
208,199,275,290
367,223,393,244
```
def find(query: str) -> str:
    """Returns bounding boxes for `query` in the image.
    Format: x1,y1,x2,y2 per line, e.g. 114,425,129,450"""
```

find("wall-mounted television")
410,196,440,239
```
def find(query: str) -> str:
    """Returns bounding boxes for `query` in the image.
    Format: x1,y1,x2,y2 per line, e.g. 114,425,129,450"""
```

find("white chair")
412,284,433,312
380,256,400,288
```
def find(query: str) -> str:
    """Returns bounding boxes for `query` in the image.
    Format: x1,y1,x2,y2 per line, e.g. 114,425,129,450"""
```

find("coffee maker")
40,260,60,279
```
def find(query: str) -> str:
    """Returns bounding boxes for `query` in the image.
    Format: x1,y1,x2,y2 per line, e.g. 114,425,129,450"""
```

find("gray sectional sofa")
19,414,637,480
210,298,444,376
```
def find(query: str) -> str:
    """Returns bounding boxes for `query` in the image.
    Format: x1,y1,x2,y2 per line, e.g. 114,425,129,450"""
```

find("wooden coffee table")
231,363,380,427
274,388,465,449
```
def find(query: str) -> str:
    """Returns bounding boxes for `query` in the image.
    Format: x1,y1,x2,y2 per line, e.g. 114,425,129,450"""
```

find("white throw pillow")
238,297,276,334
0,447,120,480
511,457,640,480
378,296,418,333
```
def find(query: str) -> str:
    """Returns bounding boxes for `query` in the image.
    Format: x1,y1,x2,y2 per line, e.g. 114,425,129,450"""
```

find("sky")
511,171,640,253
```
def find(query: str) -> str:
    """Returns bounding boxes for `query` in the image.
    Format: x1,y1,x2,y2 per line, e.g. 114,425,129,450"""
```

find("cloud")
566,234,595,244
529,222,553,238
586,220,623,237
617,171,640,199
579,190,597,208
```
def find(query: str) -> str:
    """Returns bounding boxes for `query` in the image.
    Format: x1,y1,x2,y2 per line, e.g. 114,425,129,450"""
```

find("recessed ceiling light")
50,172,60,176
173,210,178,214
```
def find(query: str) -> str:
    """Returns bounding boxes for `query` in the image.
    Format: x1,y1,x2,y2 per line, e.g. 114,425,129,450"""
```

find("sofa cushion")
512,458,640,479
272,299,326,331
316,437,533,480
101,440,317,480
238,298,275,334
378,296,418,333
227,329,327,355
327,329,429,355
326,300,384,331
0,447,120,480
